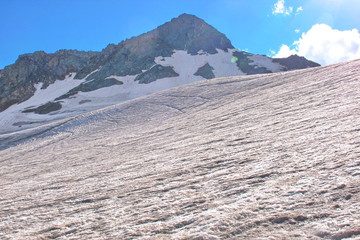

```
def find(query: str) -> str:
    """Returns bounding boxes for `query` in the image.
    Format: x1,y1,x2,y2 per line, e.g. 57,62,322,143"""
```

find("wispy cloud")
272,24,360,65
296,6,303,14
272,0,303,16
272,0,293,15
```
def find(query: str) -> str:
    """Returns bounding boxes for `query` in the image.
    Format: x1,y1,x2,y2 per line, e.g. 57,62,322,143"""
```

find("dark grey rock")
55,78,123,101
155,13,233,55
135,65,179,84
232,51,272,75
273,55,321,70
22,101,62,114
194,63,215,79
79,100,91,105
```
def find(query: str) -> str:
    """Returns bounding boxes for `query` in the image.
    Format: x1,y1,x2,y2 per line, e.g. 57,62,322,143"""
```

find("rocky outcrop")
194,63,215,79
135,65,179,84
22,101,62,114
0,50,96,112
233,51,272,75
273,54,320,70
55,78,123,100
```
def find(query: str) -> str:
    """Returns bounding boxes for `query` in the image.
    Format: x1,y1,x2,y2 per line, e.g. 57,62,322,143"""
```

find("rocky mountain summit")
0,14,319,134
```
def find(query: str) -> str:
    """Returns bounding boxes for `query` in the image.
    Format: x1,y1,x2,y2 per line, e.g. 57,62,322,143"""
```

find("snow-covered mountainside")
0,14,319,134
0,60,359,239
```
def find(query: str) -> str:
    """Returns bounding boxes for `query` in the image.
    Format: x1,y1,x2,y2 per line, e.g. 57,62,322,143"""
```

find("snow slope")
0,74,84,133
0,60,359,239
0,49,282,135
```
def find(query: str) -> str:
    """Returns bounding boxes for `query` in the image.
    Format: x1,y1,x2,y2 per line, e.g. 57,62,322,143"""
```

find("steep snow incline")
0,49,282,135
0,60,359,239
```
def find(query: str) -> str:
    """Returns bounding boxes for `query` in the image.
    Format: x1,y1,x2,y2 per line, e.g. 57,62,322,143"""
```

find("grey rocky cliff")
0,50,96,112
273,54,320,70
135,65,179,84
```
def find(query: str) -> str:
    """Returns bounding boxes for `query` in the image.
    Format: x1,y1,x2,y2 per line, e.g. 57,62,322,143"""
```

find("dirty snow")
0,60,359,239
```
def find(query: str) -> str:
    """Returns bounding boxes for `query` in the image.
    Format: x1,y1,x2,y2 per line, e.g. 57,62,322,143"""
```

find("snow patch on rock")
247,55,283,72
0,73,84,134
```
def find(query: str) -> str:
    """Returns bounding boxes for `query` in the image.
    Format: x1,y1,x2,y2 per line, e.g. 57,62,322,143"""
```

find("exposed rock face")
0,13,320,116
154,13,233,55
0,50,96,112
55,78,123,100
274,54,321,70
135,65,179,84
0,60,358,239
233,51,272,74
194,63,215,79
22,101,62,114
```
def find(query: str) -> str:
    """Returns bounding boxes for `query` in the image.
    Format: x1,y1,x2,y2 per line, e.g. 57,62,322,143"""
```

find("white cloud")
269,49,276,56
273,24,360,65
274,45,297,58
272,0,303,16
295,29,300,34
296,6,303,13
272,0,293,15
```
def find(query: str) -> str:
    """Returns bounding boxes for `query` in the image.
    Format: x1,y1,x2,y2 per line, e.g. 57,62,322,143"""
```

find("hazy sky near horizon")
0,0,359,68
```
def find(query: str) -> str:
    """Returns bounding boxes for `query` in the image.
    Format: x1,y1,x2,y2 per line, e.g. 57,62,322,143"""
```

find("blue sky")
0,0,359,68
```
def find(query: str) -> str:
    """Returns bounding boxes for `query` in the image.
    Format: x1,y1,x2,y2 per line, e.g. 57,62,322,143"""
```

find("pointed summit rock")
152,13,234,54
112,13,233,56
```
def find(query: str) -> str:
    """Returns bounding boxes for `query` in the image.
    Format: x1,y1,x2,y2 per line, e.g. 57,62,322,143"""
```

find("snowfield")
0,60,359,239
0,49,282,135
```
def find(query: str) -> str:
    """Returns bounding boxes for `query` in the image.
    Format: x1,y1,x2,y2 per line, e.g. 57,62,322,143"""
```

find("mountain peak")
169,13,208,26
151,13,234,55
0,13,320,118
175,13,201,21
